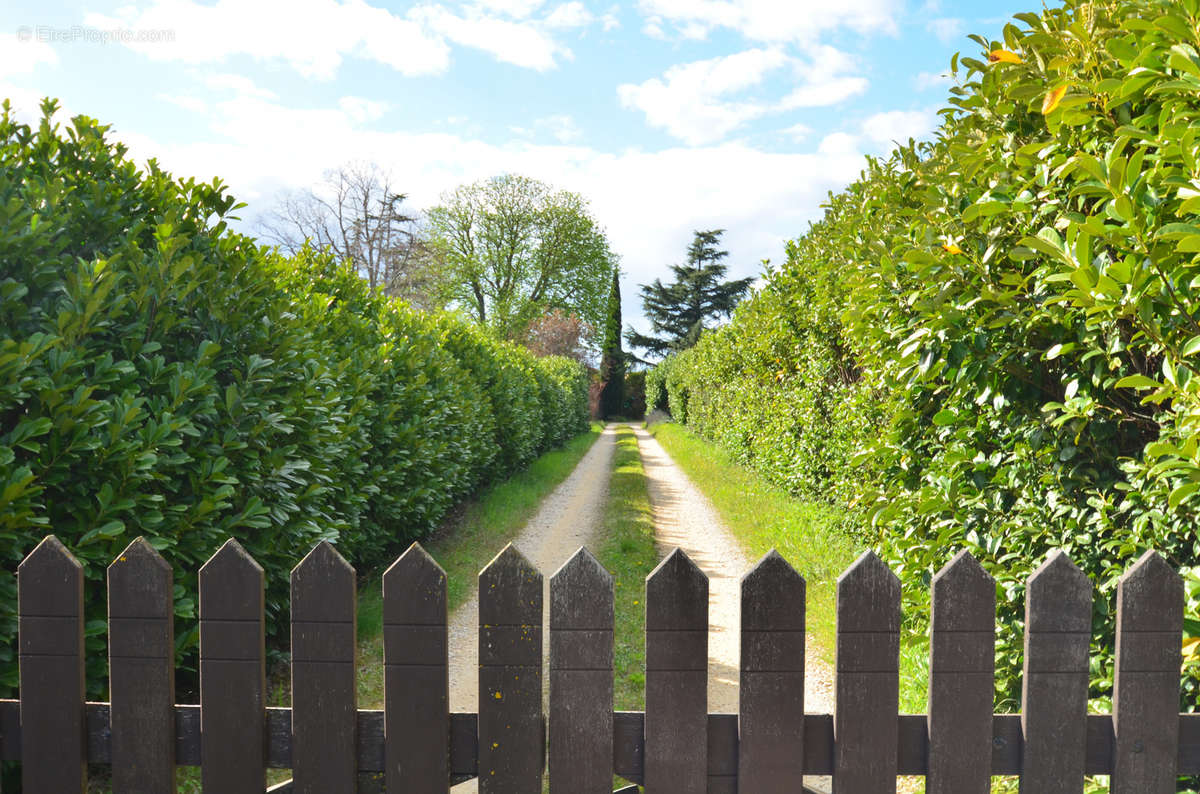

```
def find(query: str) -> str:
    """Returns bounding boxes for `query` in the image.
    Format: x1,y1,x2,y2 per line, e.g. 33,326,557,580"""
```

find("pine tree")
599,269,625,418
626,229,753,360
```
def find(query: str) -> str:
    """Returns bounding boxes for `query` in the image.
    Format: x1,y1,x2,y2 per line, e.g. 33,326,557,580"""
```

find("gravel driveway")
448,423,617,792
632,425,836,794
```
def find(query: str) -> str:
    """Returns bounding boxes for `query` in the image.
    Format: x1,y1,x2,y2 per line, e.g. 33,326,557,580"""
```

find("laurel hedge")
652,0,1200,715
0,100,590,697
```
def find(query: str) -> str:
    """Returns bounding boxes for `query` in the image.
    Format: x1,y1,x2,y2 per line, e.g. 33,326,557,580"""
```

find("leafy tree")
260,162,444,308
626,229,753,360
599,270,624,418
425,174,617,340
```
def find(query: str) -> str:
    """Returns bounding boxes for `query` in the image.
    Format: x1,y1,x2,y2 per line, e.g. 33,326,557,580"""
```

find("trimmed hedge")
651,0,1200,717
0,100,590,697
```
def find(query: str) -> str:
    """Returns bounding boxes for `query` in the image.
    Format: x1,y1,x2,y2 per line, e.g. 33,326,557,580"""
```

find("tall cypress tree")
626,229,753,360
599,269,624,418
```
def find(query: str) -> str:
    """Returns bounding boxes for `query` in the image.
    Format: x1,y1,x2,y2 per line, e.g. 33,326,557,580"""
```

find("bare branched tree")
260,162,444,308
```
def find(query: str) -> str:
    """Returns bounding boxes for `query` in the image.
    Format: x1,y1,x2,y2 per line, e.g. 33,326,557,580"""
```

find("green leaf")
932,409,957,426
1114,374,1161,389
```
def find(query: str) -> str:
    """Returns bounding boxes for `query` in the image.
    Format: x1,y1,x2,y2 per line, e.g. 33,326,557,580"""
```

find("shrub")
650,0,1200,716
0,100,594,699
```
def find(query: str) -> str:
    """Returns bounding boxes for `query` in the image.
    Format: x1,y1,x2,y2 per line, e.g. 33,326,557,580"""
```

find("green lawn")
595,425,660,710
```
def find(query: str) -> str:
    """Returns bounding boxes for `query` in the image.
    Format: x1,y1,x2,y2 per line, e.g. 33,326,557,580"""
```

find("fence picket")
199,539,265,793
478,544,543,793
739,549,805,793
290,541,356,793
928,550,995,794
644,548,708,794
833,550,899,794
383,542,449,794
1112,550,1183,794
108,537,175,793
18,535,86,793
549,547,613,793
1020,550,1091,792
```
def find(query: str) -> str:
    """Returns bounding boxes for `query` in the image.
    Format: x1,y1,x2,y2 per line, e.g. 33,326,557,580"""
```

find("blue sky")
2,0,1035,335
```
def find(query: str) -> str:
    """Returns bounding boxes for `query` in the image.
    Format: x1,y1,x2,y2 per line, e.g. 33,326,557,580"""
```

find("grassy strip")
647,421,930,713
354,422,605,709
595,425,660,710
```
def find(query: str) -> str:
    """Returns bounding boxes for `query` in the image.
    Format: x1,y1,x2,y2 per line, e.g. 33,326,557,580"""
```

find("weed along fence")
5,537,1200,793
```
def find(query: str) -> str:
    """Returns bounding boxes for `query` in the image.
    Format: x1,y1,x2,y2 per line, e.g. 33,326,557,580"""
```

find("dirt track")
444,421,837,793
448,424,616,792
632,425,836,793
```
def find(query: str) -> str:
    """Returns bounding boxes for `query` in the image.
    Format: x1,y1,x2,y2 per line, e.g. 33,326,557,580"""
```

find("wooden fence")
3,534,1199,793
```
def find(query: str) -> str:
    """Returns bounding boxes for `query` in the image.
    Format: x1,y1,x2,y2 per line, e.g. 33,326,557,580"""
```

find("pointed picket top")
932,550,995,629
291,541,355,624
479,542,542,625
383,541,446,625
1117,549,1183,631
836,550,900,632
742,549,805,631
18,535,83,616
551,547,613,630
1026,550,1092,633
647,547,707,630
199,538,264,620
108,537,172,618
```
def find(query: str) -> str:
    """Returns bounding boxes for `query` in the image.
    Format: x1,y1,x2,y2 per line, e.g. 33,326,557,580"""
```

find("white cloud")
85,0,451,80
537,114,583,143
474,0,547,18
860,109,938,148
83,0,596,78
618,48,791,145
926,17,965,44
601,6,621,31
620,46,867,144
338,96,388,123
0,35,58,79
816,108,939,161
413,5,570,71
544,2,594,29
636,0,900,43
782,122,812,142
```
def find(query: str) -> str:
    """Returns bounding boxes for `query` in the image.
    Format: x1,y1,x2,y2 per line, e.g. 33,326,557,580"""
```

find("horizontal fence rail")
3,535,1196,793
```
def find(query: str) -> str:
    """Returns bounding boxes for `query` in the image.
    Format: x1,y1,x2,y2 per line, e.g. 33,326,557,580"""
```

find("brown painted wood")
1112,550,1182,794
18,535,86,793
707,712,738,794
645,548,708,794
739,549,805,793
383,541,449,793
614,710,645,785
549,547,613,794
478,544,543,793
10,699,1200,777
928,550,995,794
199,538,265,794
108,537,175,793
1020,550,1091,792
833,550,899,793
290,541,356,793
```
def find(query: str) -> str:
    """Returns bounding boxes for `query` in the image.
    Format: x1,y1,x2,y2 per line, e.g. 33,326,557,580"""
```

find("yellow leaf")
1042,84,1069,114
989,49,1022,65
942,243,964,255
1185,636,1200,655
